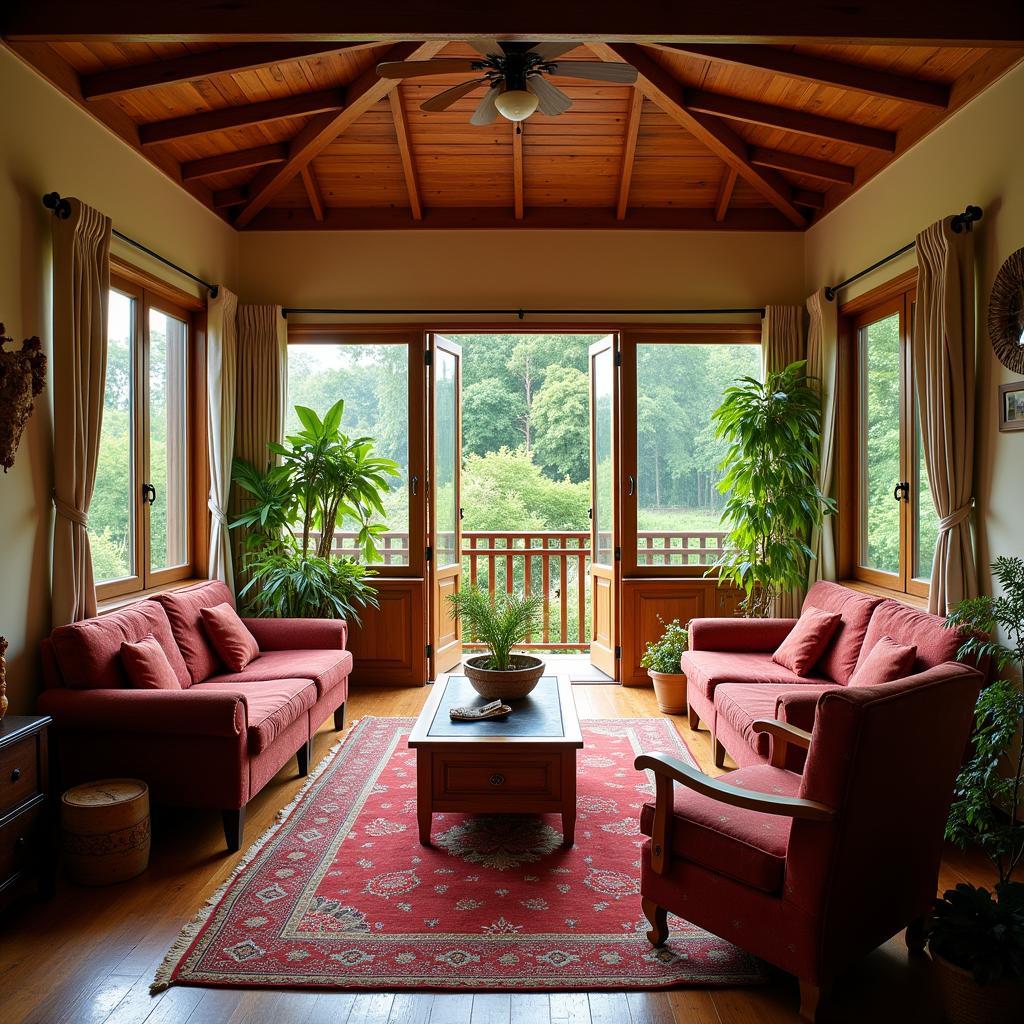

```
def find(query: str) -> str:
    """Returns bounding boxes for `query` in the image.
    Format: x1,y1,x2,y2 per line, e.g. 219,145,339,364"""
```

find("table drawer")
435,755,562,799
0,733,40,816
0,802,43,883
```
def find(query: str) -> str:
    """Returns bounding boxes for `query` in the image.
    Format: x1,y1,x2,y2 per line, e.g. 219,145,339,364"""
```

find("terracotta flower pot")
463,654,545,701
649,669,688,715
932,950,1024,1024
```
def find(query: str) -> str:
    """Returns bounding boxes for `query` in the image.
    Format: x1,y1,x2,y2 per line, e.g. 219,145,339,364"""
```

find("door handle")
141,483,157,506
411,475,418,496
893,481,910,503
627,474,635,497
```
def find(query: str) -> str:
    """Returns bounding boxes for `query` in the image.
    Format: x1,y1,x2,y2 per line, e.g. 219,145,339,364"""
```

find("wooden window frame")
95,262,205,602
838,269,930,600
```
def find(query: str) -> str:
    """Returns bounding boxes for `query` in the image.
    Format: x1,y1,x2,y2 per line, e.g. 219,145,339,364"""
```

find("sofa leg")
223,807,246,853
713,736,726,769
798,980,823,1022
905,915,928,954
334,702,346,731
641,897,669,947
297,739,312,777
687,705,700,731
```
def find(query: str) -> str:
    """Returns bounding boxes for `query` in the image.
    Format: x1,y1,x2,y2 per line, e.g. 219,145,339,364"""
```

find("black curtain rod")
824,204,982,302
42,192,219,299
281,306,766,320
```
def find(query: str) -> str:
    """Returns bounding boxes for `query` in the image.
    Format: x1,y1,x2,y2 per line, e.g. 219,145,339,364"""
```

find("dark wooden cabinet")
0,715,53,906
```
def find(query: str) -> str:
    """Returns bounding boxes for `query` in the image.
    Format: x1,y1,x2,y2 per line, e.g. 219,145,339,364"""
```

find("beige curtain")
51,198,112,625
206,288,239,589
806,288,839,585
761,305,806,616
913,218,978,615
232,305,288,582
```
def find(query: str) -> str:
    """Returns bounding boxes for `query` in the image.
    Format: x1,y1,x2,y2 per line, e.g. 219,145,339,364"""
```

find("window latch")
893,481,910,503
142,483,157,506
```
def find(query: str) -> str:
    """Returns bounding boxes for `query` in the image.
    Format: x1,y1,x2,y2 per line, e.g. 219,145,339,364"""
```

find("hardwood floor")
0,683,990,1024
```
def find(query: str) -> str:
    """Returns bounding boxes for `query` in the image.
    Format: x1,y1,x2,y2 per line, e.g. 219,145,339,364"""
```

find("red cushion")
119,633,182,690
802,581,883,684
639,764,796,893
201,603,260,672
772,606,841,677
849,634,917,687
680,650,832,703
203,648,353,698
195,677,316,753
49,601,190,690
714,683,786,760
154,581,234,684
855,600,961,676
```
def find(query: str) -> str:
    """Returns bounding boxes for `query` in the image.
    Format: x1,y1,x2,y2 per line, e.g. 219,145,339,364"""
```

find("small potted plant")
641,617,689,714
447,586,545,701
927,556,1024,1024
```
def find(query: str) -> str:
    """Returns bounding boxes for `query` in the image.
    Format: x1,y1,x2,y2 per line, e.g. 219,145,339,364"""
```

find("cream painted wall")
804,61,1024,607
0,48,238,713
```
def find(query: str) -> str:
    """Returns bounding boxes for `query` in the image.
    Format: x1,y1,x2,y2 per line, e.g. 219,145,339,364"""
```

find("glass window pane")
148,308,189,572
592,346,614,566
433,347,459,568
287,343,411,565
90,290,135,583
859,313,901,575
914,409,938,581
635,342,760,566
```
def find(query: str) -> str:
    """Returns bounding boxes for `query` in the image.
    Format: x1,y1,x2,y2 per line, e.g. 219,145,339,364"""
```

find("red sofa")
682,581,966,770
38,580,352,851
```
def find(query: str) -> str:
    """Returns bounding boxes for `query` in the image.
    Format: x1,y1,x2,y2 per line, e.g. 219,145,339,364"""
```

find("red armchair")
636,663,982,1020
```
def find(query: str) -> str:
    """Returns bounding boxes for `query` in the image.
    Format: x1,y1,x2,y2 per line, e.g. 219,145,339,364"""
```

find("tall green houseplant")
710,360,834,617
230,399,400,621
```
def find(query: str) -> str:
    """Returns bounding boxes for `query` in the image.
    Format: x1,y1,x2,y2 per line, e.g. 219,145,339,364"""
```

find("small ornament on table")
449,698,512,721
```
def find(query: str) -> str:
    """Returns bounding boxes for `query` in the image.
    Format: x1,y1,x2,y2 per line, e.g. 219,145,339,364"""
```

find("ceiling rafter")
388,88,422,220
793,189,824,209
181,143,287,181
81,41,382,100
714,167,737,222
590,42,805,227
299,165,325,221
749,147,855,185
213,187,247,208
656,44,950,107
512,124,524,221
615,88,643,220
233,40,445,228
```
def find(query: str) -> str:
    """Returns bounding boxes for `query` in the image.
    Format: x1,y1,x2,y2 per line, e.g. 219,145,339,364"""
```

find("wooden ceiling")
5,8,1023,231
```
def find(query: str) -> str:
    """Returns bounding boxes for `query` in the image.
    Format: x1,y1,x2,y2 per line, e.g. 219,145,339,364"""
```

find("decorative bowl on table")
463,654,544,701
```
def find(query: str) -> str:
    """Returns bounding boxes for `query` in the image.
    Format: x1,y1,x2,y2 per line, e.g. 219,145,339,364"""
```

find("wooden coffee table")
408,672,583,846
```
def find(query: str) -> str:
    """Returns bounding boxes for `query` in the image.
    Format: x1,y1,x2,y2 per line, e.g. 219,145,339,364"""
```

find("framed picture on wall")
999,381,1024,432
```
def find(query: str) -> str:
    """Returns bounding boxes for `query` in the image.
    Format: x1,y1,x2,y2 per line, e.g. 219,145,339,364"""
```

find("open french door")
428,334,463,676
589,335,619,679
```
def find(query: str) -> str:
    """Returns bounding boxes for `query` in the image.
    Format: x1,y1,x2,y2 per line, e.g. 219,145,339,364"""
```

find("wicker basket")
61,779,151,886
932,951,1024,1024
463,654,545,701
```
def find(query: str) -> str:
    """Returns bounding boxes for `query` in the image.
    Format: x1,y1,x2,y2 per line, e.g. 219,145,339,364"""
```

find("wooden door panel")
433,568,461,673
348,578,427,687
590,565,616,679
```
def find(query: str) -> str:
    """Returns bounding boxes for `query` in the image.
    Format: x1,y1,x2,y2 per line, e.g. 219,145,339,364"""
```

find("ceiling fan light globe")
494,88,539,121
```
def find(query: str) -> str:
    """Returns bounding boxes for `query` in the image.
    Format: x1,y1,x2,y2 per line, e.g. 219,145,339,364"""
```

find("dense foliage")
447,586,544,671
711,360,835,616
640,617,689,675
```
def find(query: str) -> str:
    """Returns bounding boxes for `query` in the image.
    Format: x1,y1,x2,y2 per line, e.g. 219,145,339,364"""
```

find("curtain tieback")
938,503,972,531
53,496,88,528
208,498,228,525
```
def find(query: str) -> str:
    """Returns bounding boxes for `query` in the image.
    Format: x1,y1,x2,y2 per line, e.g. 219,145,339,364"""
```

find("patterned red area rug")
154,717,763,992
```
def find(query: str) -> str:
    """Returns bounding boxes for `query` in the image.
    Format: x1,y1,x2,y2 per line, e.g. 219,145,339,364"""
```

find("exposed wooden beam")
388,88,422,220
181,143,287,181
4,2,1023,46
659,44,950,108
714,167,737,222
233,41,444,228
686,89,896,152
82,42,382,100
615,88,643,220
139,88,344,146
749,147,855,185
213,187,247,208
590,42,805,227
299,166,325,221
512,124,524,221
793,189,825,209
242,205,804,231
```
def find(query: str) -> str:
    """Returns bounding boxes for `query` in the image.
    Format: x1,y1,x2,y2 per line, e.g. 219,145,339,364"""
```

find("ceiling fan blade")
469,85,500,126
467,38,503,58
528,76,573,117
548,60,638,84
421,78,488,112
528,42,580,61
377,58,478,79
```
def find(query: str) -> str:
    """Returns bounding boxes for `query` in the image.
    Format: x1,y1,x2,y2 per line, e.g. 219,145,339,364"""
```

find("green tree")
531,365,590,483
462,378,524,457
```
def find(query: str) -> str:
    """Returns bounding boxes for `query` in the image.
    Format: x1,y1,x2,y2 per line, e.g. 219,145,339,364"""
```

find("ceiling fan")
377,40,638,125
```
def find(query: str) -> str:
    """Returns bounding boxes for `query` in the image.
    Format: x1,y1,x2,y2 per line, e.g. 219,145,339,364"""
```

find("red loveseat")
38,580,352,851
682,581,966,770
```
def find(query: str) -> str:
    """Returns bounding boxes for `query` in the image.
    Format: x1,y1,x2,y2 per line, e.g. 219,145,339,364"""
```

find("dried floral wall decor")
0,323,47,472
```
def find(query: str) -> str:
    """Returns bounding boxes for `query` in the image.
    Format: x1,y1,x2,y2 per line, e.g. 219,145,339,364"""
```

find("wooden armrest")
752,719,813,768
634,750,835,875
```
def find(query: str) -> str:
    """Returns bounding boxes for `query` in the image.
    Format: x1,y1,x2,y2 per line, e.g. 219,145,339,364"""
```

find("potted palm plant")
641,617,689,714
926,556,1024,1024
447,586,545,700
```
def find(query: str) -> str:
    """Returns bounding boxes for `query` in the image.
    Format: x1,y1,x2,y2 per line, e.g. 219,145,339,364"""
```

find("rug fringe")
150,718,369,993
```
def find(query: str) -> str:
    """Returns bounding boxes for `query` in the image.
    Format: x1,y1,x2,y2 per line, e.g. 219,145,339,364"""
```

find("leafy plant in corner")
930,556,1024,990
446,586,543,671
230,399,400,621
710,360,835,617
640,617,689,675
